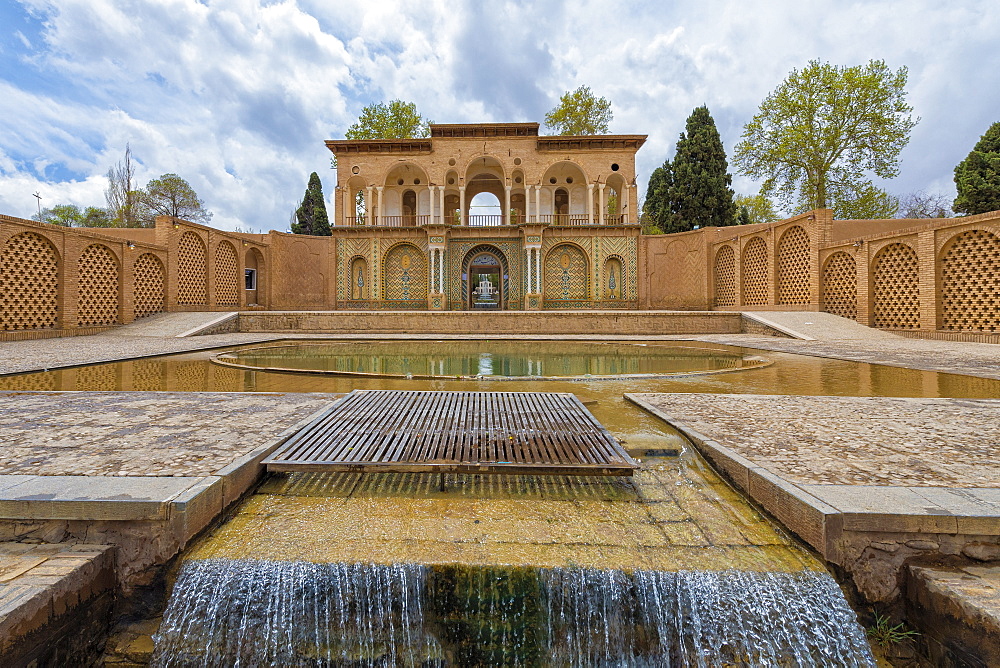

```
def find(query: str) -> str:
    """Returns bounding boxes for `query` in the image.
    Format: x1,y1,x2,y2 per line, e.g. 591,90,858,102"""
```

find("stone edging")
624,392,1000,602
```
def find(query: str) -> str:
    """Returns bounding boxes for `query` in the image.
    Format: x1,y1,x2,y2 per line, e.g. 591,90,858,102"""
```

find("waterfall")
152,560,875,667
151,560,440,667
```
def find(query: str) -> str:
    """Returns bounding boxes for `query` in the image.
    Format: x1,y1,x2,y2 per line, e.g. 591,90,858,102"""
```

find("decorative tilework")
544,243,589,301
382,243,428,302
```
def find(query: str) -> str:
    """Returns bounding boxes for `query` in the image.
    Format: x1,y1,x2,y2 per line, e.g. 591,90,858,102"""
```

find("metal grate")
263,390,637,476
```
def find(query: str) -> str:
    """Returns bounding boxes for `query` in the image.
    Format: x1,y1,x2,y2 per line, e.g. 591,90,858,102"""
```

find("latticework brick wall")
821,251,858,320
0,232,59,331
741,237,768,306
544,243,589,300
215,241,240,306
940,229,1000,332
177,232,207,305
714,245,736,307
77,244,120,326
777,226,810,305
133,253,165,319
873,243,920,329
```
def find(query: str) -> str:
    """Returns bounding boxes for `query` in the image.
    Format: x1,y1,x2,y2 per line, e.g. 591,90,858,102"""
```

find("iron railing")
338,214,630,227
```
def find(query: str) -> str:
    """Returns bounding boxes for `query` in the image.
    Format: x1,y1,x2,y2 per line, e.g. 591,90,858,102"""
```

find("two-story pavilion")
325,123,647,311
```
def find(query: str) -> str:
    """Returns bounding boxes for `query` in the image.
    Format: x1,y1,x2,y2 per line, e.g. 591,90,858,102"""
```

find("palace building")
325,123,645,310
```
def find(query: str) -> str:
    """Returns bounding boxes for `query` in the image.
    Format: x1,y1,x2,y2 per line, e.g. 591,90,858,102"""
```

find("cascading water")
151,560,441,667
152,560,875,667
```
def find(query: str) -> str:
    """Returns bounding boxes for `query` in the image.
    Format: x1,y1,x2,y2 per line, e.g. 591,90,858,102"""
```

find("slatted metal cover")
263,390,637,476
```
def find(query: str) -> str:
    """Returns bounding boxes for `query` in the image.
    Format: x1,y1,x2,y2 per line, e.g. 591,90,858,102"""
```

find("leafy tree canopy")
292,172,331,236
954,121,1000,215
734,194,779,225
345,100,430,139
830,182,898,219
544,86,613,135
141,173,212,224
32,204,111,227
735,59,918,214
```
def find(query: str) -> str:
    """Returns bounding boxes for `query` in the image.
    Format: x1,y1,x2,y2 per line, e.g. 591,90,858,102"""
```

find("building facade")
326,123,645,310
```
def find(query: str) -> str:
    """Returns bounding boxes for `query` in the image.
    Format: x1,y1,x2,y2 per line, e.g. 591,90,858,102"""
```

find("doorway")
466,251,504,309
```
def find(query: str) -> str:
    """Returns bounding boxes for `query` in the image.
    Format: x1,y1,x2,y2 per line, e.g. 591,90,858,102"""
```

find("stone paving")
0,542,114,658
0,392,338,477
631,394,1000,488
187,460,820,573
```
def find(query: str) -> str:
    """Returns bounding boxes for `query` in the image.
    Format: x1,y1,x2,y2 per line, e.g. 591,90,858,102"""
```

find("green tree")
668,105,737,230
292,172,331,236
141,174,212,225
954,121,1000,215
82,206,112,227
345,100,430,139
33,204,83,226
735,59,918,213
734,194,779,225
831,182,899,219
642,162,673,232
544,86,613,135
32,204,112,227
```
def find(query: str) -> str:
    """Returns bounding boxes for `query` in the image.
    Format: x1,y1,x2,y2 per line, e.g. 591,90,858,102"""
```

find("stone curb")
623,392,1000,569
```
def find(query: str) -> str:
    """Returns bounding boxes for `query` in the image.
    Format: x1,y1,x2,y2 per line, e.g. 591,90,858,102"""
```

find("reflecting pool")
212,340,769,379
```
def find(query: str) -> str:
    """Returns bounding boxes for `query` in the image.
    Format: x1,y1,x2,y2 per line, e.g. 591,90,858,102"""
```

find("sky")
0,0,997,231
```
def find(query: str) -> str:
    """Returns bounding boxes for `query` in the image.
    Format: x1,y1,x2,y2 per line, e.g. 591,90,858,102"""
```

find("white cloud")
0,0,997,228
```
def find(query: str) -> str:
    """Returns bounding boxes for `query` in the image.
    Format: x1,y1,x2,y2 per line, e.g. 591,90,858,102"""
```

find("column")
534,186,541,222
438,186,446,226
365,186,373,225
504,185,512,225
598,184,606,226
459,186,466,226
428,186,435,225
535,248,541,294
342,187,350,226
376,186,384,226
587,184,594,226
525,186,532,223
439,248,445,293
429,249,436,293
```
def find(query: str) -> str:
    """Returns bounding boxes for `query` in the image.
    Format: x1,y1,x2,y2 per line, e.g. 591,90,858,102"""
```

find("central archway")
461,244,509,310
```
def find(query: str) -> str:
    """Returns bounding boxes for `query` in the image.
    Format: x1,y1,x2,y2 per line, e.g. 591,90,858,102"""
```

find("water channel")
7,340,1000,665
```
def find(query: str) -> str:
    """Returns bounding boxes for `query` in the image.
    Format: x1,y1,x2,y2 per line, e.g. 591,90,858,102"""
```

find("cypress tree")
667,105,737,231
643,161,673,232
954,121,1000,215
292,172,331,235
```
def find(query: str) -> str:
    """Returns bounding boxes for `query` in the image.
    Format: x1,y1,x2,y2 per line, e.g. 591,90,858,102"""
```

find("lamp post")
32,192,41,220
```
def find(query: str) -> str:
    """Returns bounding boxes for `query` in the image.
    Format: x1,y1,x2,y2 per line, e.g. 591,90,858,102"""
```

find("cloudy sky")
1,0,997,231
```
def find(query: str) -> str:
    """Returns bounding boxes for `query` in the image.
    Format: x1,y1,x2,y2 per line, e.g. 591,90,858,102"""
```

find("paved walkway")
0,391,337,477
743,311,902,341
104,311,237,338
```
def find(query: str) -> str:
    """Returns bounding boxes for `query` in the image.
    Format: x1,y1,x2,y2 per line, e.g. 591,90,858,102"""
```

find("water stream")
152,560,875,667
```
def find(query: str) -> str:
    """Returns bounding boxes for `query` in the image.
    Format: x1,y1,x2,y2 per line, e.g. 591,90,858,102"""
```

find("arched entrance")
462,245,508,310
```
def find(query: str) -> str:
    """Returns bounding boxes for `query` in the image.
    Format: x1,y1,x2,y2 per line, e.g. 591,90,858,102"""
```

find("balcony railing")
344,215,430,227
339,214,630,227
